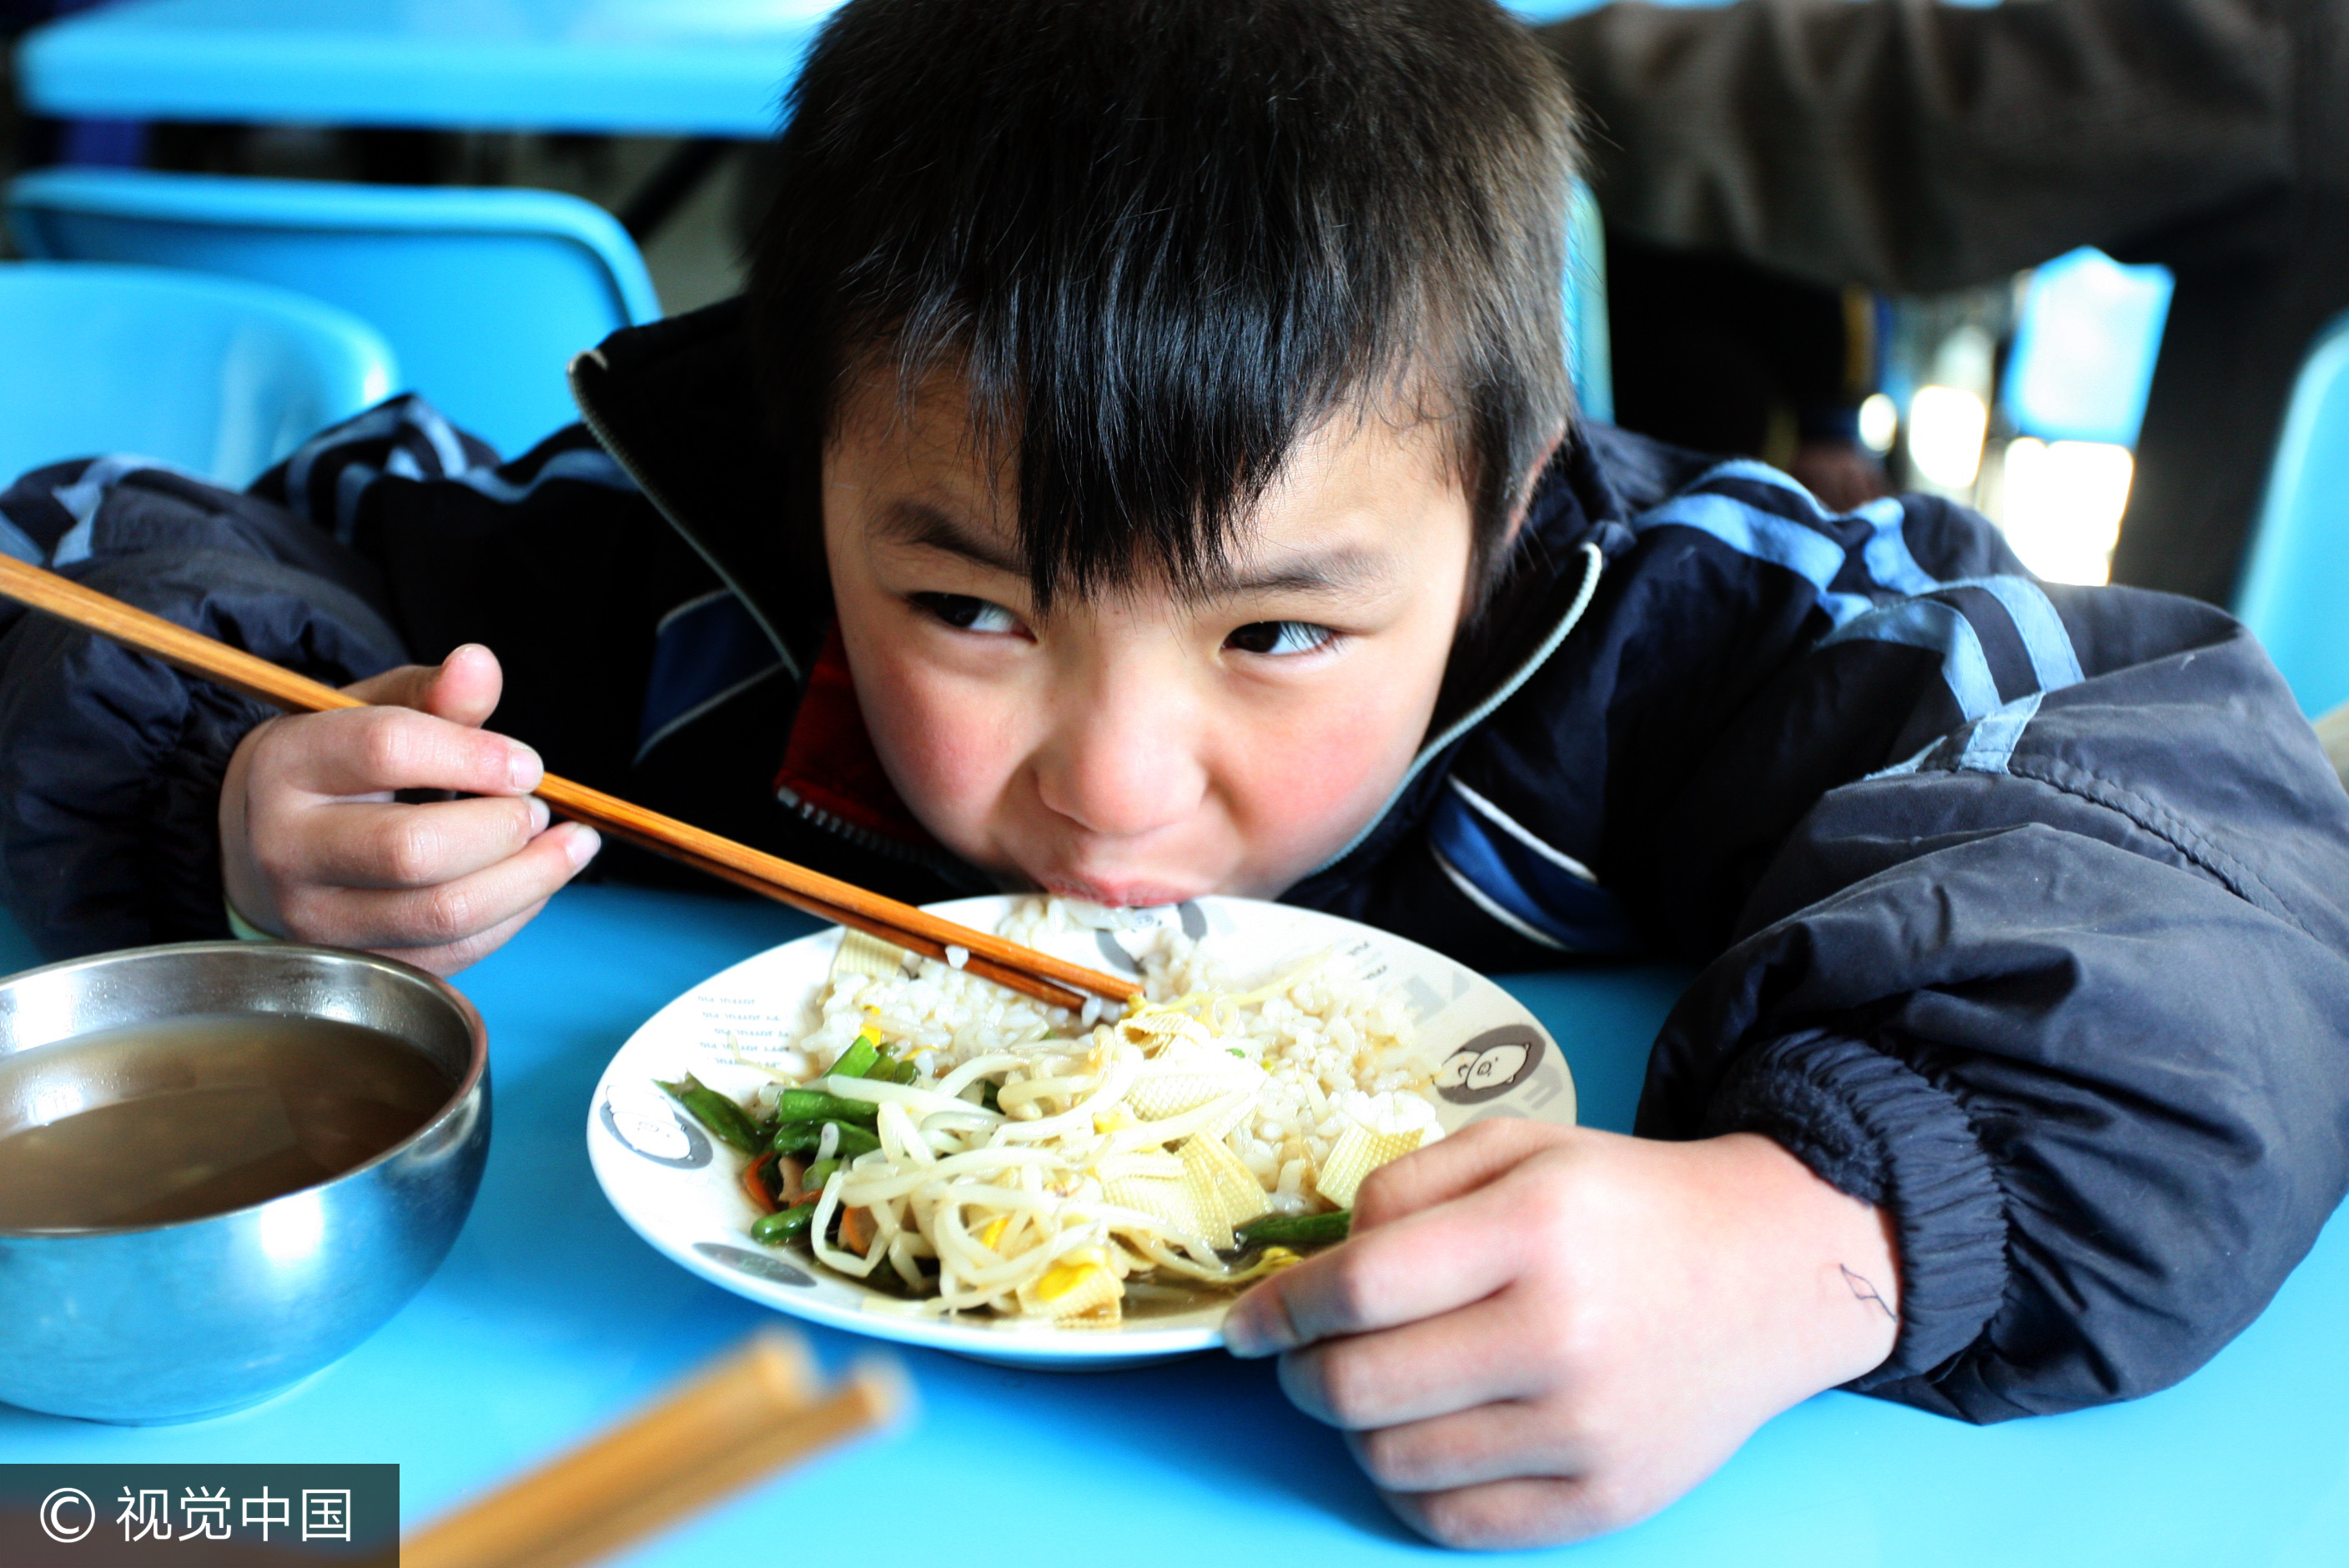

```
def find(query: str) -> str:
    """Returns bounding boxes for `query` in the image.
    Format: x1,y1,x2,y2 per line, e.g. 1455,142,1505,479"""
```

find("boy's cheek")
1236,711,1398,832
853,654,1023,838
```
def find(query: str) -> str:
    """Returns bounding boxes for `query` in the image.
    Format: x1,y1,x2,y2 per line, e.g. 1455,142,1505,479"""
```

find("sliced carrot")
840,1203,875,1255
740,1151,778,1214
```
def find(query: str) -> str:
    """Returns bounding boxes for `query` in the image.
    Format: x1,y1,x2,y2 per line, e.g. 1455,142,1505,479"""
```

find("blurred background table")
10,1,1631,137
1,883,2346,1565
14,0,843,136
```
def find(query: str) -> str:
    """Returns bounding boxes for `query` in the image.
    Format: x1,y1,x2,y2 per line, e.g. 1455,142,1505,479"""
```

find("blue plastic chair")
2235,312,2349,718
1565,179,1613,423
2002,246,2176,449
0,261,396,491
6,168,661,456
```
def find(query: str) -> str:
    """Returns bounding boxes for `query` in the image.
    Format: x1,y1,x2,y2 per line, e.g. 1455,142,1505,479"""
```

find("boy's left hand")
1223,1121,1900,1550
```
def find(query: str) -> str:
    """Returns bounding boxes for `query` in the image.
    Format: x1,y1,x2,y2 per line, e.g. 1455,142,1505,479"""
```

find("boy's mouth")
1034,876,1205,911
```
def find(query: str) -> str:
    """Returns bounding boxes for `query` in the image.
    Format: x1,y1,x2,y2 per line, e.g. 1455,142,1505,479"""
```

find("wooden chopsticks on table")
402,1329,904,1568
0,552,1139,1011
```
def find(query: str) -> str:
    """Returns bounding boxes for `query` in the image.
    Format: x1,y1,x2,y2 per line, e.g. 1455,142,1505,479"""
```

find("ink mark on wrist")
1840,1264,1896,1321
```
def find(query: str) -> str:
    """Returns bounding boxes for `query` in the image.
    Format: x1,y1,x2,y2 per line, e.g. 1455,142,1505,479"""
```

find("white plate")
587,895,1576,1369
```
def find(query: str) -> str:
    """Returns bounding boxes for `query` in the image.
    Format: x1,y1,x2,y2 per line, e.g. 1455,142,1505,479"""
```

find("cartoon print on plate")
586,894,1577,1369
1434,1026,1548,1105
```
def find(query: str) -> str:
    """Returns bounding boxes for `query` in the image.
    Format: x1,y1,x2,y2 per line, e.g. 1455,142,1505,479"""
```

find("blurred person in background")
1601,234,1891,511
1539,0,2349,607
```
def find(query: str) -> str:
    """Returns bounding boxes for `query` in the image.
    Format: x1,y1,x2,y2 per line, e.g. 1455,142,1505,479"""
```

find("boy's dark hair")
749,0,1578,610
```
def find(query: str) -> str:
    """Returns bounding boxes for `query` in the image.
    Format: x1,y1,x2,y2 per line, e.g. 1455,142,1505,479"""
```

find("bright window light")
1858,392,1899,455
1997,438,2134,585
1907,385,1988,490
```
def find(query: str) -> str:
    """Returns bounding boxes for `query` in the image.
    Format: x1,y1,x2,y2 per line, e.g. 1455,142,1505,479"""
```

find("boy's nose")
1032,705,1206,842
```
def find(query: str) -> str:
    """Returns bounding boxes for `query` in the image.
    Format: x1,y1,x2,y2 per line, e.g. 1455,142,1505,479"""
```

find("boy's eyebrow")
875,500,1029,576
1203,547,1391,601
874,499,1391,600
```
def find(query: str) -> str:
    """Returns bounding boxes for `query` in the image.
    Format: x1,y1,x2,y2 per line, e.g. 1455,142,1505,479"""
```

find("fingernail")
1221,1300,1272,1358
450,642,486,664
527,797,551,834
564,824,601,869
507,744,542,792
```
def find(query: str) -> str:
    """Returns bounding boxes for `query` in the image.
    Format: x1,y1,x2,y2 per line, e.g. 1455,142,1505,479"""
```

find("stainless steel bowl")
0,941,490,1424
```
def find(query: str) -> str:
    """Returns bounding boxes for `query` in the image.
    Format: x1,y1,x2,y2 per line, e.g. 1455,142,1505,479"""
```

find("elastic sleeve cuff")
224,897,279,942
1703,1029,2009,1386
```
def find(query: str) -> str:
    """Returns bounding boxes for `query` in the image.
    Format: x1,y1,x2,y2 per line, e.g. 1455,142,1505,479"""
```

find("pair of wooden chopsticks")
0,553,1137,1010
402,1329,903,1568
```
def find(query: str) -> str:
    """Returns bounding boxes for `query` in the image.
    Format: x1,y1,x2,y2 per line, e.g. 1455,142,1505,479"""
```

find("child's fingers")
1346,1398,1582,1495
291,795,553,891
1275,1292,1542,1430
1379,1474,1625,1553
370,895,557,978
274,705,543,801
1225,1193,1517,1357
1352,1118,1573,1231
342,644,504,729
281,822,597,950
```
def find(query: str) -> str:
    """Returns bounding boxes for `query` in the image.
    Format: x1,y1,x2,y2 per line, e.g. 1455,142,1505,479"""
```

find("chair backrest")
2002,246,2175,448
0,261,396,490
2236,311,2349,717
7,168,661,456
1565,179,1613,424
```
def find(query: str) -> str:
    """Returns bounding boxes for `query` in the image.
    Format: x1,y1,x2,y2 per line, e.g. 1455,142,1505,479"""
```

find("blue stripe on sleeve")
1958,576,2085,693
1854,495,1943,597
0,510,39,565
1633,490,1877,626
1427,792,1641,953
1954,691,2046,774
636,591,784,761
1820,598,2004,721
455,448,636,505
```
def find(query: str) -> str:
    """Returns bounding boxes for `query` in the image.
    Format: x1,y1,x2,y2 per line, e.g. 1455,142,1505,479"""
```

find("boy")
5,0,2349,1549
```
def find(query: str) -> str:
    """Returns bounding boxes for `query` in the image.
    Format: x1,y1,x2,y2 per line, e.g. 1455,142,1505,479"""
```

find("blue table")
14,0,1629,137
15,0,842,136
3,882,2347,1565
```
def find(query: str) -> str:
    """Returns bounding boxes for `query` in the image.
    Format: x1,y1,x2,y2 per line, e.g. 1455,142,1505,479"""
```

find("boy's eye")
913,593,1024,635
1224,621,1336,657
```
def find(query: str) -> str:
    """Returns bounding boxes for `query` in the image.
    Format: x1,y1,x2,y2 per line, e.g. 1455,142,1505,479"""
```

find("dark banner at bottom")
0,1466,397,1566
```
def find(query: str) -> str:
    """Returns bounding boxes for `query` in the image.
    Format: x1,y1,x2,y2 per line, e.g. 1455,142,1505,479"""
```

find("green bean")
802,1158,842,1189
1234,1209,1351,1250
770,1119,881,1160
654,1074,762,1154
751,1203,815,1246
832,1035,882,1081
777,1088,882,1124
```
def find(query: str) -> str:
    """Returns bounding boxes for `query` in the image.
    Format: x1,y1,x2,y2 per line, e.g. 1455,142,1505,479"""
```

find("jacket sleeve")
1330,442,2349,1422
1537,0,2296,291
0,396,789,959
1601,472,2349,1421
0,452,410,958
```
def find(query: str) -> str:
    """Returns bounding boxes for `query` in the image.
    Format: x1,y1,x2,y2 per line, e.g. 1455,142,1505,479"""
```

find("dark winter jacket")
4,298,2346,1425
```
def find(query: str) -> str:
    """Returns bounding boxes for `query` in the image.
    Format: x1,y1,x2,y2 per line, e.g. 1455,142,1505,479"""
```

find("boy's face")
822,373,1476,907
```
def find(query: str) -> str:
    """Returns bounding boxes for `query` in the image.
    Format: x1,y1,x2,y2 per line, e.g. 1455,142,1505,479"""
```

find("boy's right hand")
219,644,601,976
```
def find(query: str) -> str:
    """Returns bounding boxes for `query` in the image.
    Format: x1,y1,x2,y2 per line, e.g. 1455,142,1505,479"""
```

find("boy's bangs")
752,0,1578,609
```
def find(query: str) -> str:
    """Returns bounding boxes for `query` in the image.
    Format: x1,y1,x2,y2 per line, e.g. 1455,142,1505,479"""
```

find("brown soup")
0,1013,455,1232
